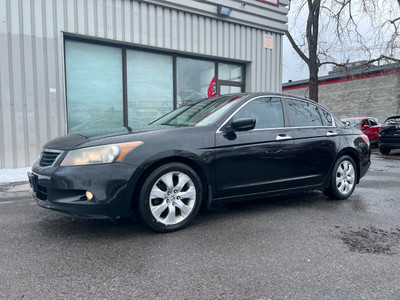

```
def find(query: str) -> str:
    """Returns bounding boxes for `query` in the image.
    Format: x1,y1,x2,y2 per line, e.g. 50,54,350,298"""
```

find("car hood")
43,125,174,151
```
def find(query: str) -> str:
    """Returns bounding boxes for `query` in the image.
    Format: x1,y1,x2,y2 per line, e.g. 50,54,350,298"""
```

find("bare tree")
285,0,400,102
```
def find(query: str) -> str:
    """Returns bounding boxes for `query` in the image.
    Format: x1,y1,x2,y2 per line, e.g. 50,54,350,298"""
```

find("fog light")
85,191,94,200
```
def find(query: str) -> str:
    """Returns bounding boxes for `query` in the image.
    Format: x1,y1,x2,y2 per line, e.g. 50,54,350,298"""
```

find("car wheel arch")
130,156,210,211
332,148,361,185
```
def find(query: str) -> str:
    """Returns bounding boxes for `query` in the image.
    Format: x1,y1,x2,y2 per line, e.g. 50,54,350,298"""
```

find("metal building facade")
0,0,288,169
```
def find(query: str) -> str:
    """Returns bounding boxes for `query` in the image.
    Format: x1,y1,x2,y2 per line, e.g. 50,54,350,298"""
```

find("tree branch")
285,29,311,67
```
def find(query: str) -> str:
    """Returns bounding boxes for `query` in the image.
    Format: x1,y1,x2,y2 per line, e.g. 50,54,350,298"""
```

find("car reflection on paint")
28,93,371,232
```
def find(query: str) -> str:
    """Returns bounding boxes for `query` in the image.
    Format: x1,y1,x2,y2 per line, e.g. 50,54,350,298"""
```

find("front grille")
39,150,63,167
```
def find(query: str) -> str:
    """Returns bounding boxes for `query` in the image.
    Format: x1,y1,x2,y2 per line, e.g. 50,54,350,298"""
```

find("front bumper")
29,162,142,220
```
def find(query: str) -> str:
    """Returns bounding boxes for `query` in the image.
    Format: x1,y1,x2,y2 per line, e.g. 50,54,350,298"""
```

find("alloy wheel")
335,160,355,196
149,171,196,225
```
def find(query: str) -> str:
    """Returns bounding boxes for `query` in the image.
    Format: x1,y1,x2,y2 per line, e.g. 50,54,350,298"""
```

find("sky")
281,0,400,84
282,36,309,83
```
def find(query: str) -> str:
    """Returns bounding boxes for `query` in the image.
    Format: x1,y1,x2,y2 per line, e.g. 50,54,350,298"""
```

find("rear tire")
137,163,203,232
379,146,391,155
324,155,357,200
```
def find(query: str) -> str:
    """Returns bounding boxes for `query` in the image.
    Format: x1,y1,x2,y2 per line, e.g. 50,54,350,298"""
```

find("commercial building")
0,0,288,169
283,62,400,123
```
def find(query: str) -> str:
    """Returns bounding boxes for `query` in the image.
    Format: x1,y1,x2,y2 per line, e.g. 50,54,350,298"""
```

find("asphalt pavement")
1,149,400,299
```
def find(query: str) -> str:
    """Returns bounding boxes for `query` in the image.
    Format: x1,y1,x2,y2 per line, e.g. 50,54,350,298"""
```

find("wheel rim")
335,160,355,195
149,171,196,225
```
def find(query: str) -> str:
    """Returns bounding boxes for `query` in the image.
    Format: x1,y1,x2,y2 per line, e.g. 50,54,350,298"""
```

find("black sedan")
378,116,400,154
28,93,371,232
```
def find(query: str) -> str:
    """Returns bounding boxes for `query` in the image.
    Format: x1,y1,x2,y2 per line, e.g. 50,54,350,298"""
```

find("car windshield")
152,95,242,126
342,119,360,129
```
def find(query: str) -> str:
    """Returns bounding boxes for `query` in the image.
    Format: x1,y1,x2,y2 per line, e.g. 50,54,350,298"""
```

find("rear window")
384,117,400,125
286,99,332,127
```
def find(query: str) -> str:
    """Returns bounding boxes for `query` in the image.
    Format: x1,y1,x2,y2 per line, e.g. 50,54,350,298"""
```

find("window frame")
63,35,246,133
232,97,285,130
283,97,335,128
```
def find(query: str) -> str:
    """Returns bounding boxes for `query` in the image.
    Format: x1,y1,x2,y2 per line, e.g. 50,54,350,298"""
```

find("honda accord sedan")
28,93,371,232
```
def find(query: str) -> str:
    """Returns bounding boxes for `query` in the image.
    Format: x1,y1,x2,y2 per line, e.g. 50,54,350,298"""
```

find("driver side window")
233,97,284,129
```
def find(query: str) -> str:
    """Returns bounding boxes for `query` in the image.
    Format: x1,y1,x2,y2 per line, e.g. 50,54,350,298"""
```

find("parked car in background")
378,116,400,154
28,93,371,232
341,117,381,146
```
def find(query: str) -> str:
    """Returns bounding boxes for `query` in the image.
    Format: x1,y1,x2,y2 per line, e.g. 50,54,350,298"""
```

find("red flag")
207,76,216,97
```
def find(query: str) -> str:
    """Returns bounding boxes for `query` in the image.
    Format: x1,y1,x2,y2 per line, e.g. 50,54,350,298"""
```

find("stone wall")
284,73,400,123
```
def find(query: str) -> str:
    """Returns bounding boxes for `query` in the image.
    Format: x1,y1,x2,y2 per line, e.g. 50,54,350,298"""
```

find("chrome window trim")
216,95,336,134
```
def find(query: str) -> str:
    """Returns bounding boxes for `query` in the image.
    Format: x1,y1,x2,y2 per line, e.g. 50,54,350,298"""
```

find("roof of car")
385,115,400,121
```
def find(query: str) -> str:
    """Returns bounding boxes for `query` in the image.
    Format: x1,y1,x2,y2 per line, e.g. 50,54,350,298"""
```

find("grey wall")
284,73,400,123
0,0,288,168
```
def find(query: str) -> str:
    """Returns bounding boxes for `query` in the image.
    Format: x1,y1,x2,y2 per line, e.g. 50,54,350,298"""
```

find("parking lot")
1,149,400,299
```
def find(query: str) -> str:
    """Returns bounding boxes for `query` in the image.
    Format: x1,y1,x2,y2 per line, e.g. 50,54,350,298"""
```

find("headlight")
60,141,143,166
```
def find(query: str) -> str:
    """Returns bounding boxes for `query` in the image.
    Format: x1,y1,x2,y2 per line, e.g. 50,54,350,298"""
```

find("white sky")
282,36,309,83
282,0,400,83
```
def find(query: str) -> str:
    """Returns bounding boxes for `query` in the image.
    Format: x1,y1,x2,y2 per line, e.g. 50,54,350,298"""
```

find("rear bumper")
379,136,400,149
359,155,370,180
29,162,142,220
378,142,400,149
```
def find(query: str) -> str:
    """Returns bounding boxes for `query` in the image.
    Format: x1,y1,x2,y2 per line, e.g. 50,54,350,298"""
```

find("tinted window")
233,97,284,129
369,118,378,126
342,119,360,129
319,107,333,126
286,99,323,127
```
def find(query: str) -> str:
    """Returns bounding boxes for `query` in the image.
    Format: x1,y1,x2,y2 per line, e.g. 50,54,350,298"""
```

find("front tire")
379,146,391,155
324,155,357,200
137,163,203,232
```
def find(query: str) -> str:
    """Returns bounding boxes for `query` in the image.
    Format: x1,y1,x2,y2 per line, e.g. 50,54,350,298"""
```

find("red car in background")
341,117,381,146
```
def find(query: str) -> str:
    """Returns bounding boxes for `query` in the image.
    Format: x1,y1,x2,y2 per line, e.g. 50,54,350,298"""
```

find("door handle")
276,134,292,141
327,131,338,136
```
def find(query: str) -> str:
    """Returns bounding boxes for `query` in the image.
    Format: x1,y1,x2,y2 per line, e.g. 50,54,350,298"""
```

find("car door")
364,118,380,143
214,97,295,199
284,98,338,187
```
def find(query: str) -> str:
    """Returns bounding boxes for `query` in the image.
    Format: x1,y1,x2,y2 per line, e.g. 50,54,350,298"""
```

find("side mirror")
363,125,370,129
229,118,256,132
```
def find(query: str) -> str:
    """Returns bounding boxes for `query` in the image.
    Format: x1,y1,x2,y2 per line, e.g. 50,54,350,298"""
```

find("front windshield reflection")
151,95,242,127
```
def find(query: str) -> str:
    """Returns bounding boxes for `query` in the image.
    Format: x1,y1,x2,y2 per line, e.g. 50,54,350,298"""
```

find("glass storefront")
65,40,124,134
127,50,174,126
219,63,243,82
176,57,215,106
64,39,245,133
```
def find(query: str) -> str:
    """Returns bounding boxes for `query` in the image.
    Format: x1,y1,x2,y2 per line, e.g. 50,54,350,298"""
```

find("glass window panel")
369,118,378,126
286,99,324,127
318,107,333,126
220,85,242,95
218,63,243,82
127,50,173,126
177,58,215,106
65,40,123,134
233,97,284,129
